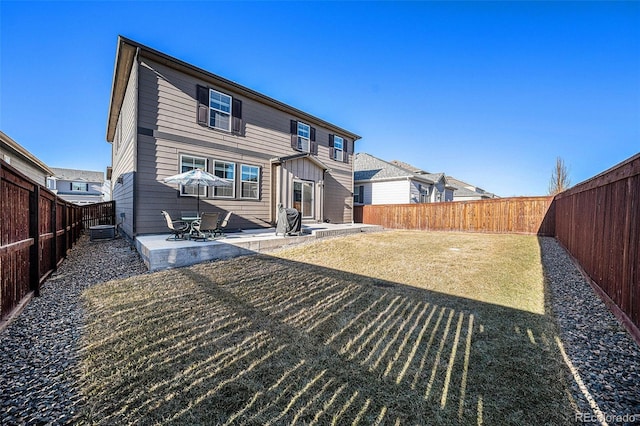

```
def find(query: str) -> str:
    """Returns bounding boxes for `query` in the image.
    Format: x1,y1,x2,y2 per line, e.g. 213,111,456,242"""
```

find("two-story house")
47,167,107,205
353,153,454,205
106,36,360,240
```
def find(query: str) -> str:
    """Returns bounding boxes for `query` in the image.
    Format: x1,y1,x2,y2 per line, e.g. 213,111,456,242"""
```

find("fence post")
29,185,41,297
51,198,57,273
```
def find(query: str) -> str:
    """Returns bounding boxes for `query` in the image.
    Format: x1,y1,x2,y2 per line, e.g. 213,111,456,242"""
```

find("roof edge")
109,36,361,142
0,131,53,175
106,36,137,142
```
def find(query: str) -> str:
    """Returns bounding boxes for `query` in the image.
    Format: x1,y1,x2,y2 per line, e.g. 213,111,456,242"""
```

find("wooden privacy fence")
81,200,116,229
1,160,83,322
354,196,555,235
554,153,640,342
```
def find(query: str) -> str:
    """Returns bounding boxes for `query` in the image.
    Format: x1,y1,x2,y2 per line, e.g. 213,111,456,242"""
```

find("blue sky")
1,1,638,197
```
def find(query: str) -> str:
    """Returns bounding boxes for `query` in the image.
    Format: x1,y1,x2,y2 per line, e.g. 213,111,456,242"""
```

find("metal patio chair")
191,212,220,241
161,211,190,241
212,211,233,238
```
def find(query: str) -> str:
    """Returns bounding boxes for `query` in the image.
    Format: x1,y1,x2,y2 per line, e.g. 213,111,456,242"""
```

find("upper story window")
197,85,243,134
333,136,344,161
290,120,316,154
297,122,310,152
329,134,349,163
180,155,207,197
214,160,235,198
71,182,88,192
240,165,259,199
209,89,232,132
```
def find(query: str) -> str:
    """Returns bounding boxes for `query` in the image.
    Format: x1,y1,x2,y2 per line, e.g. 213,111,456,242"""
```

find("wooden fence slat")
1,159,84,322
354,196,555,235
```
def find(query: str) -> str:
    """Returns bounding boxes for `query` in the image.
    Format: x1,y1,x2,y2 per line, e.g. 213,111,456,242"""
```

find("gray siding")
0,148,48,185
111,59,138,238
134,58,355,234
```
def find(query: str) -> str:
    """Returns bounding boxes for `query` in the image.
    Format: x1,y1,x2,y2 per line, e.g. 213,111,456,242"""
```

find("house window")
71,182,88,192
297,122,310,152
46,178,56,190
209,89,232,132
214,160,235,198
240,165,259,199
180,155,207,197
354,185,364,204
333,136,344,161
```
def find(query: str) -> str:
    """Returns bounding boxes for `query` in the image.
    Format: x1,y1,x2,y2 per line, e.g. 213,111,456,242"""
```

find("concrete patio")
135,223,384,271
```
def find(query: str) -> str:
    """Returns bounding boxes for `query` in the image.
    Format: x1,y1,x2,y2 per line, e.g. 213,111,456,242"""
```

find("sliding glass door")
293,180,314,219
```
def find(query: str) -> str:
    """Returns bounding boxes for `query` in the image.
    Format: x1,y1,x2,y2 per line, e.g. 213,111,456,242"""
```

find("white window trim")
209,89,232,132
297,122,310,153
179,154,208,198
333,135,344,161
213,160,236,198
46,178,57,191
240,164,260,200
293,179,314,219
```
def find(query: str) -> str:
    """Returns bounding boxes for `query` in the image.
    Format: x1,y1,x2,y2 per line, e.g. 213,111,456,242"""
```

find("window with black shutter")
290,120,315,153
196,85,242,135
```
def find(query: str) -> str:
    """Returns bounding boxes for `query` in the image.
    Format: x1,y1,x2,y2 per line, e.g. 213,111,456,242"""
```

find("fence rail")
554,153,640,342
1,160,83,322
354,196,555,235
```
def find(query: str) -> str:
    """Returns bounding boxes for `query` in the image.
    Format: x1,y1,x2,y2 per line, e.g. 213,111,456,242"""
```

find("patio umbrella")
163,168,231,216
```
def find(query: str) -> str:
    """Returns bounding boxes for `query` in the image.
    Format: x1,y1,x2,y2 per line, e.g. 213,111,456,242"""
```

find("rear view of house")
106,36,360,240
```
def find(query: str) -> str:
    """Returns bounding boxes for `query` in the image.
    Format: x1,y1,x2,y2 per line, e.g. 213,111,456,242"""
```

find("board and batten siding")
111,60,138,238
133,57,355,233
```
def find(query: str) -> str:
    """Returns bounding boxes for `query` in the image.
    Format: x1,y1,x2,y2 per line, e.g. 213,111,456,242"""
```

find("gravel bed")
0,235,147,425
1,234,638,424
540,237,640,424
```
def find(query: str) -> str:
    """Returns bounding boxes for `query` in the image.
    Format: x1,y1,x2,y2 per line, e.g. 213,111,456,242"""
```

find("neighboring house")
0,130,53,186
106,36,360,239
48,167,107,205
447,176,498,201
353,153,454,205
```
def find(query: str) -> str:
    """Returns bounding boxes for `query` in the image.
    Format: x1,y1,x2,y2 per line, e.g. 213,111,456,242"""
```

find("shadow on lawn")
80,254,575,425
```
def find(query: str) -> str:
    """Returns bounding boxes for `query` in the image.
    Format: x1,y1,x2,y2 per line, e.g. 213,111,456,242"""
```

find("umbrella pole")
197,183,200,217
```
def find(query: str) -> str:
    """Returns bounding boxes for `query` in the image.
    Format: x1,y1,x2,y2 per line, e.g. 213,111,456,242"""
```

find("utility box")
89,225,115,241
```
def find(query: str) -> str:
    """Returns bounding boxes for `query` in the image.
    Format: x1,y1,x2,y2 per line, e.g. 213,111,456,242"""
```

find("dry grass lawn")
79,231,574,425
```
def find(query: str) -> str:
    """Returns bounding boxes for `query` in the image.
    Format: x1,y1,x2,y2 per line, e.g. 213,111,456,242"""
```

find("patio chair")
191,212,220,241
161,211,190,241
212,211,233,238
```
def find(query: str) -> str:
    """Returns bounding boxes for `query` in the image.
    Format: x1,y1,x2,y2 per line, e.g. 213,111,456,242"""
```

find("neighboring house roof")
354,152,431,182
0,131,53,176
50,167,105,182
452,186,487,198
107,36,362,144
447,175,498,198
388,158,454,189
